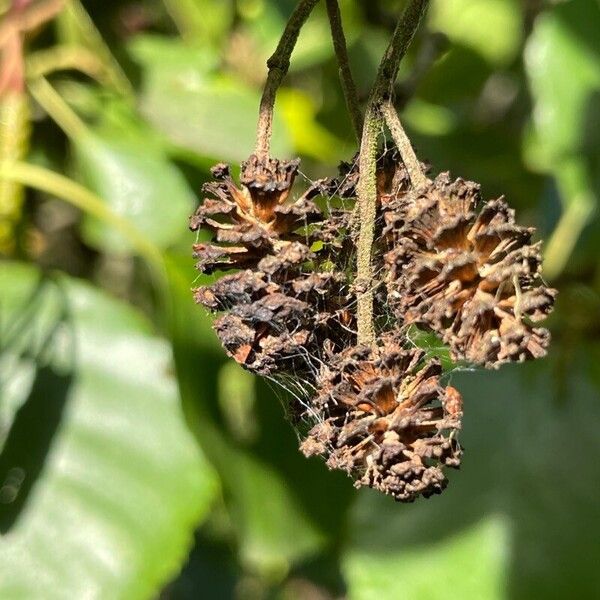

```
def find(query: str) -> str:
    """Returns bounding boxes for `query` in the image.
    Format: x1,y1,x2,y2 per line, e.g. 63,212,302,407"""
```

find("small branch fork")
253,0,429,346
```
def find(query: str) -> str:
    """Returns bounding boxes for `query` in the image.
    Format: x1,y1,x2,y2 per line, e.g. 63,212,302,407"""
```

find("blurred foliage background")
0,0,599,598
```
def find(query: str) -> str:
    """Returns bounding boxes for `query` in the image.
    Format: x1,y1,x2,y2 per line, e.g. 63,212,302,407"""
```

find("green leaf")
75,128,195,254
342,356,600,599
128,35,219,79
429,0,522,66
344,517,509,600
0,262,217,599
54,0,133,98
130,36,291,163
277,88,351,164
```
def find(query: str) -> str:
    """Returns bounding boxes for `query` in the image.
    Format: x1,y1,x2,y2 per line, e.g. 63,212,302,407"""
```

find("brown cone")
300,332,462,502
190,149,556,504
190,155,354,380
382,171,556,368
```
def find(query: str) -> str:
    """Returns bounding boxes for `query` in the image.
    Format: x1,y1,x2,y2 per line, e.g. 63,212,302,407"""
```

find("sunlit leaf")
75,128,195,254
0,262,218,599
525,0,600,163
130,36,291,163
163,0,234,46
344,517,510,600
429,0,522,66
277,88,350,164
524,0,600,277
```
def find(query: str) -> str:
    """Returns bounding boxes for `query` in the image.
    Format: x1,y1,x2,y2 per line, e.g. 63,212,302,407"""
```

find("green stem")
355,114,381,345
381,99,428,189
55,0,133,99
543,158,597,280
355,0,430,346
28,76,88,140
254,0,320,159
0,160,164,270
325,0,362,141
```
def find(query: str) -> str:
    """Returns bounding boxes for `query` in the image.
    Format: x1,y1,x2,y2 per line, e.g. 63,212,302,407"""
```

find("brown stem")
355,0,430,346
0,33,25,94
381,99,428,189
254,0,320,159
325,0,362,141
371,0,430,103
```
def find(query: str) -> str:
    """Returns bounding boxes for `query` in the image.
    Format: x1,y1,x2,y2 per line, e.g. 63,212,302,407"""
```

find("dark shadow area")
0,274,74,534
161,528,239,600
0,365,73,533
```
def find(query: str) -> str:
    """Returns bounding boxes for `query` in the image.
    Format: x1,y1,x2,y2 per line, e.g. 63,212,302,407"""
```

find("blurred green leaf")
75,126,195,254
403,98,457,137
524,0,600,277
130,36,291,162
542,157,597,279
344,516,509,600
525,0,600,163
429,0,522,66
343,356,600,599
0,262,217,599
278,88,350,164
54,0,133,98
163,0,234,46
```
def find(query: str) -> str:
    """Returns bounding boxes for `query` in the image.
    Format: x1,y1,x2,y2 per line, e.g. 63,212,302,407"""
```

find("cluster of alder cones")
190,149,556,502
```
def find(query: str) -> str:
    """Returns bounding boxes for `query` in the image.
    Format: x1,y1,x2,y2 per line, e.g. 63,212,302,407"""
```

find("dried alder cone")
380,164,557,367
301,333,462,502
190,149,556,502
189,154,354,381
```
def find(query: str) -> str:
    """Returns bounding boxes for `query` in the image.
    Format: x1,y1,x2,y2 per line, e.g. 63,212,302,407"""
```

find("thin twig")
254,0,320,159
381,99,428,189
26,44,111,83
28,76,88,140
355,0,430,346
325,0,362,141
372,0,430,102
